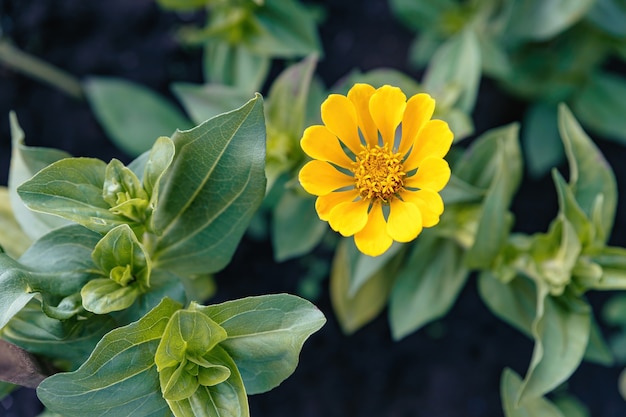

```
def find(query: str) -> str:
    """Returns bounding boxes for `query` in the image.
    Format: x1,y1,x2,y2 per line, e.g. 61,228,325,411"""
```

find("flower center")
352,145,406,202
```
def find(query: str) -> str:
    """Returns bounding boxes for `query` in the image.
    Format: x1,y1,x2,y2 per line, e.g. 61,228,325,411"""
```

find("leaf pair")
37,294,326,417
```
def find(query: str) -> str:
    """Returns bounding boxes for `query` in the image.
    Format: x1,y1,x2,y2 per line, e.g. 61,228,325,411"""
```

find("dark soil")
1,1,626,416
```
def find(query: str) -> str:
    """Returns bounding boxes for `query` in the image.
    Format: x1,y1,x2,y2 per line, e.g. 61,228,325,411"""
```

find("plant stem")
0,39,83,99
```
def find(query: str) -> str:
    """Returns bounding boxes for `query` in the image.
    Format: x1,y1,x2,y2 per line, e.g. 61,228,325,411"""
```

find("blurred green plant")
0,98,325,416
390,0,626,177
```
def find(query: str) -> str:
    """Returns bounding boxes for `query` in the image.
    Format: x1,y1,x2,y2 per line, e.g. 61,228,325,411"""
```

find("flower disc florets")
298,83,454,256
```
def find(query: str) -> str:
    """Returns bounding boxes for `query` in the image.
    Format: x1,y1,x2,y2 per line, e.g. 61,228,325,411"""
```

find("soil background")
1,1,626,416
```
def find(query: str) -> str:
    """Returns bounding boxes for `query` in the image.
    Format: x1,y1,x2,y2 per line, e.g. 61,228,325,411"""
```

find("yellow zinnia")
298,83,453,256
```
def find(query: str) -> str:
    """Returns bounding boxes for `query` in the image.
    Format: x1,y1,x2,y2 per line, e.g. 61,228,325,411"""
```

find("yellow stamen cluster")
352,145,406,202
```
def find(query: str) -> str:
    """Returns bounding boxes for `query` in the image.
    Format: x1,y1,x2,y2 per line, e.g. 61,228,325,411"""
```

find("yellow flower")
298,83,453,256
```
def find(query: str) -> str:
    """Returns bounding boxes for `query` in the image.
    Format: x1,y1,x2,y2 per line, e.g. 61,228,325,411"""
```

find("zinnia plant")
298,83,453,256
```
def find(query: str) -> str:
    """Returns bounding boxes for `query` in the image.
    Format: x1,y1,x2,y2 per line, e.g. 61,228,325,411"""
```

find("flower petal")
387,199,423,242
354,203,393,256
315,189,359,221
403,119,453,170
401,189,443,227
301,125,354,169
321,94,362,155
398,93,435,156
404,157,451,192
299,160,354,196
369,85,406,146
327,199,370,236
347,83,378,147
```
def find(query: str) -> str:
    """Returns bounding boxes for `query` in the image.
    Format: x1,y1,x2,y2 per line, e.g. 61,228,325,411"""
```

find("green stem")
0,40,83,99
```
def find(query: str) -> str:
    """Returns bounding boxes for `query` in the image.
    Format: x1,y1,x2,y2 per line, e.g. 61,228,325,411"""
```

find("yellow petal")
403,119,453,170
354,203,393,256
328,199,370,236
401,189,443,227
315,189,359,221
404,157,451,192
398,93,435,156
369,85,406,146
301,125,354,169
387,199,423,242
347,83,378,147
321,94,362,155
299,160,354,196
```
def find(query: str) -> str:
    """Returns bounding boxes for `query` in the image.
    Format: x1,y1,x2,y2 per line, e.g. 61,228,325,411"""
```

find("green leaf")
37,297,182,417
103,159,149,224
203,42,270,92
590,246,626,290
553,394,591,417
586,0,626,36
0,254,36,330
172,83,251,126
271,191,326,262
246,0,321,58
505,0,594,40
84,76,193,156
17,158,128,234
143,136,176,216
389,232,469,340
18,224,101,298
501,368,565,417
522,103,563,178
518,289,591,403
572,71,626,144
478,33,511,79
389,0,456,31
152,94,266,275
478,272,536,338
422,29,481,113
330,238,399,334
8,111,72,240
266,55,317,140
558,104,617,244
552,171,592,247
195,294,326,394
0,187,32,258
166,346,249,417
465,124,522,268
81,279,142,315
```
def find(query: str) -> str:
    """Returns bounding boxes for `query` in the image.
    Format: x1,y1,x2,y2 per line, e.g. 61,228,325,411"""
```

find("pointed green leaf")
558,104,617,244
518,289,591,403
266,55,317,140
172,83,251,127
423,29,481,112
17,158,129,234
37,297,182,417
506,0,594,40
389,232,469,340
522,103,562,178
84,76,193,156
501,368,565,417
18,225,101,297
0,254,35,330
0,187,32,258
247,0,321,58
330,238,399,334
589,246,626,290
552,171,592,246
203,42,270,92
465,124,522,268
571,71,626,143
478,272,535,338
81,278,142,315
195,294,326,394
271,191,326,262
152,94,266,275
143,136,175,201
8,111,71,240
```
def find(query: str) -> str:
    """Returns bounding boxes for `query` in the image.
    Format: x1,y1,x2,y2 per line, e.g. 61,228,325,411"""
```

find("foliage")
0,98,325,416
